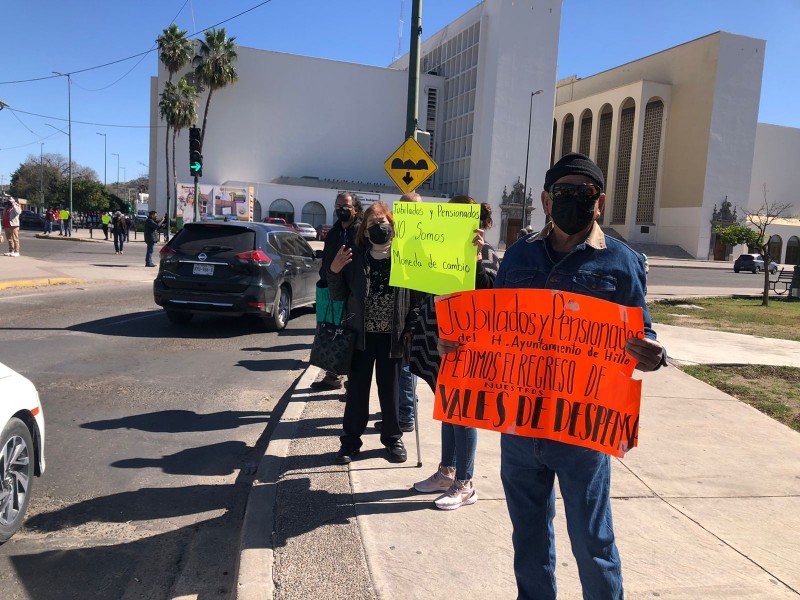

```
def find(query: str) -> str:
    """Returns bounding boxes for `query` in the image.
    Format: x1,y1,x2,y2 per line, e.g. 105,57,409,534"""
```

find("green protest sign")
389,202,481,295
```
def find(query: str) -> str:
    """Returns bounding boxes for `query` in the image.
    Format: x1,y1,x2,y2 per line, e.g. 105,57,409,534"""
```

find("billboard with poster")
177,183,254,223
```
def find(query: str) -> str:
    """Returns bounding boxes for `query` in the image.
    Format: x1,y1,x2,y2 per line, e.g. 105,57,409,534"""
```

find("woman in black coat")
328,201,419,465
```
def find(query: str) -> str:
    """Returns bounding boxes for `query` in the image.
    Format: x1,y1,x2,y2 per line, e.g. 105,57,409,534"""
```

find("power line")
6,107,163,129
76,0,193,92
0,0,275,86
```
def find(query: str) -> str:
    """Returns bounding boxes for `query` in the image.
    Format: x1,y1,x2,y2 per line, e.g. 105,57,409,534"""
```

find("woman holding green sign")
328,201,421,465
411,198,500,510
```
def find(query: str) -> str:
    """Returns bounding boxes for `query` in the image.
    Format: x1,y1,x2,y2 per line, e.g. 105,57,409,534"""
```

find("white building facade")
149,8,800,263
149,0,562,249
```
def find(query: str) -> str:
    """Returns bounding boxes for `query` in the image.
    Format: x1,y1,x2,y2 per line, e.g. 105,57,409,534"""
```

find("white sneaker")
414,465,455,493
10,252,19,257
434,479,478,510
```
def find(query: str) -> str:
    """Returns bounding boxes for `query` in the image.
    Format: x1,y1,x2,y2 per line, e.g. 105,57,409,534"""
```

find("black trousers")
341,332,402,449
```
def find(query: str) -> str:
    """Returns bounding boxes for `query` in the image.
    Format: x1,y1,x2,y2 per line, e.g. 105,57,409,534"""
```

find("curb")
0,277,83,290
235,364,322,600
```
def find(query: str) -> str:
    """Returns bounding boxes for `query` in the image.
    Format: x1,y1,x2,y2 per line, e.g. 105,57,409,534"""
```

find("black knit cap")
544,152,605,192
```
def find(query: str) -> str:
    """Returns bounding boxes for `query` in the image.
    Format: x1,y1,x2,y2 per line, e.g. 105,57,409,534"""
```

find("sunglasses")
549,183,602,203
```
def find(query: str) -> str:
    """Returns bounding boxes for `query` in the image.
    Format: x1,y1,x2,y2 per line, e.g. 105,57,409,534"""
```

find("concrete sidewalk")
238,327,800,599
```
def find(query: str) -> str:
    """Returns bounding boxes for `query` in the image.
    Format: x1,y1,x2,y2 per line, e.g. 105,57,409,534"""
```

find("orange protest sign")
434,289,645,457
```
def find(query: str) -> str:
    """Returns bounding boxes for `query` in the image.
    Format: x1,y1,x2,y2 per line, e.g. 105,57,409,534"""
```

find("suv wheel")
165,310,194,325
0,418,34,544
265,286,291,331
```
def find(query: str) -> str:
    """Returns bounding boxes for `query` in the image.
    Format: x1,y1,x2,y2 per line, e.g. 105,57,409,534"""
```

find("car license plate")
193,263,214,276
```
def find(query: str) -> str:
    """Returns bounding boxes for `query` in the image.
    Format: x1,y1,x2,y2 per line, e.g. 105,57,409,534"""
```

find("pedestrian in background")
112,211,128,254
311,191,363,391
61,208,72,237
101,211,111,240
328,201,420,465
144,210,161,267
45,207,56,236
2,197,22,257
411,197,500,510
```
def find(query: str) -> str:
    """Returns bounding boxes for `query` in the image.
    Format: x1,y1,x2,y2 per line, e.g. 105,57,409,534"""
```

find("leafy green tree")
744,184,793,306
71,179,109,212
8,153,97,210
713,224,761,249
193,27,239,153
157,24,192,233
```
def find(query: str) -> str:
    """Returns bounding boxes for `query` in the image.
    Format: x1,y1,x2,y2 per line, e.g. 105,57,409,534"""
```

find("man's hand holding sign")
434,288,646,457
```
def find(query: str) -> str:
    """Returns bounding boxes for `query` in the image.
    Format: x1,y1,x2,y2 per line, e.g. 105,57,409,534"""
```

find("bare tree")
743,183,792,306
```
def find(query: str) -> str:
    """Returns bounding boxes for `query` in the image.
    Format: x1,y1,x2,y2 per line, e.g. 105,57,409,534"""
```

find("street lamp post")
112,153,120,198
52,72,72,218
96,133,107,187
521,89,544,230
40,142,44,212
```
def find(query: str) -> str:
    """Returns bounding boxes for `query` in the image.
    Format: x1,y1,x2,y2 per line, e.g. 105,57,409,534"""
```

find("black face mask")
336,207,353,222
367,222,392,245
550,197,596,235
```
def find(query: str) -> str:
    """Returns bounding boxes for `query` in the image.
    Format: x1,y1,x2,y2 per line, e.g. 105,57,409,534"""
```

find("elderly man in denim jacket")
442,153,665,599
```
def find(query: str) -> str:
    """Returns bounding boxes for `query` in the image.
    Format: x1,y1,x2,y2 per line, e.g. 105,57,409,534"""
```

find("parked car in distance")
0,362,46,544
293,222,317,241
264,217,288,227
733,253,778,274
18,210,46,230
153,221,322,330
316,224,333,241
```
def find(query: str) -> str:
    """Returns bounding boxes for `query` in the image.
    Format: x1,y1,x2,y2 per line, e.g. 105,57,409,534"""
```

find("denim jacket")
496,222,659,344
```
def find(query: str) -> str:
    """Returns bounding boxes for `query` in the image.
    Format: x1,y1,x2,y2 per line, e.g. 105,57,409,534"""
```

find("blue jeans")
64,219,72,236
500,434,622,600
398,364,416,423
441,423,477,481
114,231,125,253
145,242,155,266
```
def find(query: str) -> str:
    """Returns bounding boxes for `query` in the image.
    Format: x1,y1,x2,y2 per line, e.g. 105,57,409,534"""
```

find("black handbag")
309,301,356,375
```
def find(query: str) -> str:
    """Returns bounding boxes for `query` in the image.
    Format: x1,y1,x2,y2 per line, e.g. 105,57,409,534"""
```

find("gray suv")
153,222,321,330
733,253,778,274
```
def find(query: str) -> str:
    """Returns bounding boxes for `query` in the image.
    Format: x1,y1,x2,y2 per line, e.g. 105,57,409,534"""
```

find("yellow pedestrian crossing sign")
384,137,438,194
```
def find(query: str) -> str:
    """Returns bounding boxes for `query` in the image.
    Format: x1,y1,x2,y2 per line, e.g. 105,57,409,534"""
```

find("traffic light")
189,127,203,177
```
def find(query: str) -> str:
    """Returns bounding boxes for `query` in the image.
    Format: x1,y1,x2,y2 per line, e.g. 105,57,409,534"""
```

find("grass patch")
648,296,800,342
682,365,800,433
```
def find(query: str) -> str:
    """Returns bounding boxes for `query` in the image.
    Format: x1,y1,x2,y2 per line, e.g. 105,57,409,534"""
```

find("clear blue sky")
1,0,797,194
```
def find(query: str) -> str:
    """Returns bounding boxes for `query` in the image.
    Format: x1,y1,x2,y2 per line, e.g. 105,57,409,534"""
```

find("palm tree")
169,78,198,227
193,27,239,153
157,24,192,237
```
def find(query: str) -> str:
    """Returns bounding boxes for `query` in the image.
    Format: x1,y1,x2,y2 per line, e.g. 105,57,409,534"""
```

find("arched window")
636,99,664,224
269,199,294,223
768,235,783,263
612,98,636,224
579,109,593,156
785,236,800,265
561,114,574,158
596,105,613,188
301,201,327,228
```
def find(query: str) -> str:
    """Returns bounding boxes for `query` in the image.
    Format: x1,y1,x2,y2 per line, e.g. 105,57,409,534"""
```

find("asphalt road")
0,279,317,600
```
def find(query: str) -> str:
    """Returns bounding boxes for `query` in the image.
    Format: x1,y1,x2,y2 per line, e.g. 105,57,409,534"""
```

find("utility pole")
521,89,544,229
405,0,422,140
53,72,72,217
40,143,45,211
96,132,107,187
112,153,120,199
